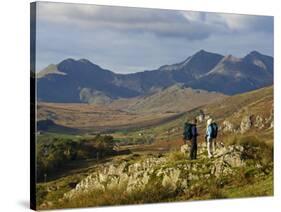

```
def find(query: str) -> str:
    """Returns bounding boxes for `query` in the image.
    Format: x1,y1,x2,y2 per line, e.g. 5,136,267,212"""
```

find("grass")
36,86,274,209
167,151,186,161
225,135,273,167
36,168,93,207
222,172,273,198
37,147,274,210
36,128,274,209
38,101,187,134
41,171,182,209
179,167,273,201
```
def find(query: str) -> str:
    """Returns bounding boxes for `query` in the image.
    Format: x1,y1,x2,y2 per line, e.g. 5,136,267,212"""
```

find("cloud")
37,2,215,40
35,2,273,73
217,13,273,33
36,2,273,40
180,11,273,34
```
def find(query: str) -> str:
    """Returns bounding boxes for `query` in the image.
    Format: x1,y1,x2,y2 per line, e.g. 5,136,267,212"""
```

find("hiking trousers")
207,137,215,158
190,138,197,160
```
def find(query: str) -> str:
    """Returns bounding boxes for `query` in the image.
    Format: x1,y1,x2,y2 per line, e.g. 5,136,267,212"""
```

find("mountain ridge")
37,50,273,102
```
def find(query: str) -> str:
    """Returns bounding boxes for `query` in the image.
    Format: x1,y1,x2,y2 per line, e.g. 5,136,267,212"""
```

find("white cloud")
36,2,213,40
35,2,273,73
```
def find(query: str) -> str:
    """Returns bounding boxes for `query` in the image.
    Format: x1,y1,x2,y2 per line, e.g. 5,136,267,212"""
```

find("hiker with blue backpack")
183,118,199,160
206,118,218,158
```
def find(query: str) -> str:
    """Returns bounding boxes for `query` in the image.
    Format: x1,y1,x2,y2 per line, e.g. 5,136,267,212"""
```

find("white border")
0,0,280,211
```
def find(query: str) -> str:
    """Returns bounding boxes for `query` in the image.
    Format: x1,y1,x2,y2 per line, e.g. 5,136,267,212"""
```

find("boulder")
213,145,245,176
240,115,253,133
180,144,189,154
265,108,274,129
197,114,205,123
222,120,235,132
270,120,274,129
161,168,181,192
254,115,265,129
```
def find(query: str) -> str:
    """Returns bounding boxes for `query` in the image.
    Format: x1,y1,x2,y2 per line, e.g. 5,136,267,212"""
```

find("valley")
37,84,226,133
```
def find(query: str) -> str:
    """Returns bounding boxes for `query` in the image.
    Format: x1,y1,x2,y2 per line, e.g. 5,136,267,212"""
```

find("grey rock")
222,120,235,132
240,115,253,133
64,145,252,200
180,144,189,154
254,115,265,129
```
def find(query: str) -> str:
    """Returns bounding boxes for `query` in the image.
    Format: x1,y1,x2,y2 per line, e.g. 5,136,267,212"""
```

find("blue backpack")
210,122,218,138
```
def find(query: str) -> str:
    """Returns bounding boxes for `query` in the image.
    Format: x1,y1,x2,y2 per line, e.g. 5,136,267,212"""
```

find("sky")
35,2,274,74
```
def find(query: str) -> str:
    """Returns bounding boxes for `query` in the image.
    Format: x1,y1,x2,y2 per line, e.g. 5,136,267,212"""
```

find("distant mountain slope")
37,50,273,103
37,119,79,134
37,83,226,133
124,84,226,113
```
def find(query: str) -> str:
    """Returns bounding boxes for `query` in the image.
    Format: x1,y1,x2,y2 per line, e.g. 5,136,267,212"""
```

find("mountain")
110,50,223,94
159,49,223,79
124,84,226,114
37,50,273,103
37,59,139,102
189,52,273,94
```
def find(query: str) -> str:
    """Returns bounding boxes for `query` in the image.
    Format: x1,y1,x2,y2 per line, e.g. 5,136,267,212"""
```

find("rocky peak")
78,58,93,64
246,50,263,58
221,54,241,63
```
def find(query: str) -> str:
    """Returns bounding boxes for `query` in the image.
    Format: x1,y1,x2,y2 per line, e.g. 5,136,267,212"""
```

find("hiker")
183,118,199,160
206,118,218,158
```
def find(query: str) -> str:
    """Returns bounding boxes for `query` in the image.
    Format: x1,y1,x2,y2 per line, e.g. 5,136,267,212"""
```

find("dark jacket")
191,124,198,138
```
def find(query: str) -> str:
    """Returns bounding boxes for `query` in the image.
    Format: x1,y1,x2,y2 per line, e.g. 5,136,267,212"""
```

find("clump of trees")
37,134,116,181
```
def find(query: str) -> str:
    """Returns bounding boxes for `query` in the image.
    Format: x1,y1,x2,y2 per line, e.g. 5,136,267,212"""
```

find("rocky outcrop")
270,120,274,129
197,114,205,123
180,144,189,154
64,145,250,200
214,145,245,176
222,113,273,134
239,112,273,133
196,110,205,123
240,115,253,133
266,107,274,129
254,115,265,129
222,120,235,133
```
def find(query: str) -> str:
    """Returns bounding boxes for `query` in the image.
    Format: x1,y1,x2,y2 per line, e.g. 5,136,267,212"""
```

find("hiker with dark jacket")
183,118,199,160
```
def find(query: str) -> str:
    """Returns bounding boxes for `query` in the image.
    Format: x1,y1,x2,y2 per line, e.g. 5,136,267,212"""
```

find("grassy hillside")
37,102,186,133
204,85,273,125
119,85,273,151
36,86,273,210
124,84,226,113
37,137,273,209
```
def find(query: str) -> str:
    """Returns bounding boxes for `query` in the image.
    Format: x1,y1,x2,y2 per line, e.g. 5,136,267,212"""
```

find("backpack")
210,122,218,138
183,123,193,140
